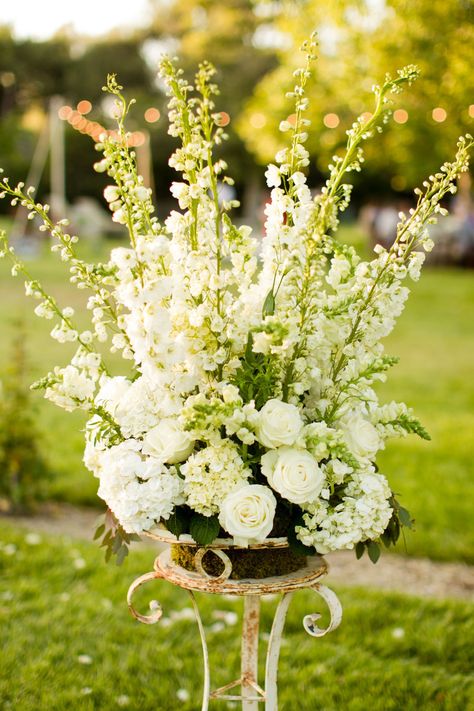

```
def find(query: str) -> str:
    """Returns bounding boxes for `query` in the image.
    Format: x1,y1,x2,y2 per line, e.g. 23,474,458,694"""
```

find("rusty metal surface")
144,526,289,549
150,548,328,596
241,595,261,710
126,547,341,710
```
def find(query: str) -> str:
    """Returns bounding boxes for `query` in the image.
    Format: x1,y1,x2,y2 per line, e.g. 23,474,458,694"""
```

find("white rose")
256,399,304,448
261,447,324,504
342,414,380,459
219,484,276,547
142,419,194,464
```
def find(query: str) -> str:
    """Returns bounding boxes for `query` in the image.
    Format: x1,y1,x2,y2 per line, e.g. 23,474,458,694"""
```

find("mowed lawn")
0,224,473,562
0,524,473,711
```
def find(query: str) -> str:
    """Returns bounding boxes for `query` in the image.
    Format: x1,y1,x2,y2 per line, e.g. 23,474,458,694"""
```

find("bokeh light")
249,112,267,129
323,113,340,128
144,107,160,123
432,107,447,123
58,105,73,120
215,112,230,127
468,104,474,118
393,109,408,124
77,100,92,115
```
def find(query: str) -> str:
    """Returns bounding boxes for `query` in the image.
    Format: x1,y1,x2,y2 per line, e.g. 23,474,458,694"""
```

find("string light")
58,105,72,120
77,100,92,115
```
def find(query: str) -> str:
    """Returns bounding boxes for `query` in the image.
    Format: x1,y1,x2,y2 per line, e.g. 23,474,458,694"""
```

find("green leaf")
112,534,123,554
93,523,105,541
115,544,129,566
355,541,365,559
367,541,381,564
189,513,220,546
165,507,189,538
262,289,275,316
398,505,414,529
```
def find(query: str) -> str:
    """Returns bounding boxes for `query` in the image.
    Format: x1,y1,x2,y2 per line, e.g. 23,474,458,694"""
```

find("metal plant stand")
127,547,342,710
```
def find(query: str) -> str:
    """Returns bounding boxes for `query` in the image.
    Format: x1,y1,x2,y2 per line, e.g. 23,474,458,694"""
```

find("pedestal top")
152,548,328,596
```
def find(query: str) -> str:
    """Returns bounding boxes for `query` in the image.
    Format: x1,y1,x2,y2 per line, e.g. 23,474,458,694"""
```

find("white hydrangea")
182,441,251,516
296,468,392,553
86,440,183,534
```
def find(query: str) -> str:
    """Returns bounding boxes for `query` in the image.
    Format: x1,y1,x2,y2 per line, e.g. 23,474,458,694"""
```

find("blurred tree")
238,0,474,196
0,29,71,202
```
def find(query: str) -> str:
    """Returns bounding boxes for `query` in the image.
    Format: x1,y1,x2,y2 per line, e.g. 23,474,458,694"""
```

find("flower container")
146,527,306,581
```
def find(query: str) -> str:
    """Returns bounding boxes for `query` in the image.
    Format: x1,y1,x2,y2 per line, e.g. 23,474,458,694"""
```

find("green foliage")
0,324,51,511
165,506,191,538
396,412,431,440
94,508,140,565
232,332,280,409
189,512,221,545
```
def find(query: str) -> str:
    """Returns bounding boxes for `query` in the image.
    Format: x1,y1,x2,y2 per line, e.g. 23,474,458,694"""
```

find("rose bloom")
342,414,380,459
219,484,276,547
261,447,324,504
141,418,194,464
256,399,304,449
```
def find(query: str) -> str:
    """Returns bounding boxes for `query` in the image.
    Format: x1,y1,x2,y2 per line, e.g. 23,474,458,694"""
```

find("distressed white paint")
127,549,343,709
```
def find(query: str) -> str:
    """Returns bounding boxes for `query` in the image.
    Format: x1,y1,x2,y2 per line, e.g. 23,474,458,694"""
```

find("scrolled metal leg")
127,571,211,711
127,571,164,624
264,592,294,711
303,583,342,638
188,590,211,711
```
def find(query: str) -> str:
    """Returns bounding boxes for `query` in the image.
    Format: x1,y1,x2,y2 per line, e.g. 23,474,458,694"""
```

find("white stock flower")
255,399,304,449
261,447,325,504
341,413,380,460
219,484,276,547
141,418,194,464
96,376,131,416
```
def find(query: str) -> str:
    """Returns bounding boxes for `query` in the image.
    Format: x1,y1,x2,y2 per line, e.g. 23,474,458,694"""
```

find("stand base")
127,550,342,710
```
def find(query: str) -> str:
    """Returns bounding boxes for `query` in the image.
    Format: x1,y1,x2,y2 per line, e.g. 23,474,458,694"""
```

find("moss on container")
171,543,306,580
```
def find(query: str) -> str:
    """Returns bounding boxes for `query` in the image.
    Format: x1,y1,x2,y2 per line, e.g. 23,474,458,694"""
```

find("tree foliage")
238,0,474,191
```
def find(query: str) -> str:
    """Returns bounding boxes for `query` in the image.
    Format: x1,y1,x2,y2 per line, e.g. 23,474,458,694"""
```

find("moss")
171,543,306,580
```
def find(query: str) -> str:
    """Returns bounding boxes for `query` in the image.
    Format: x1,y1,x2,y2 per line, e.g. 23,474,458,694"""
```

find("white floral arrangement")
1,36,472,563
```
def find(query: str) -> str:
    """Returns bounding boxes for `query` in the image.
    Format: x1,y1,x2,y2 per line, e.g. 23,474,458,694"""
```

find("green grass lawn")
0,524,473,711
0,226,473,562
